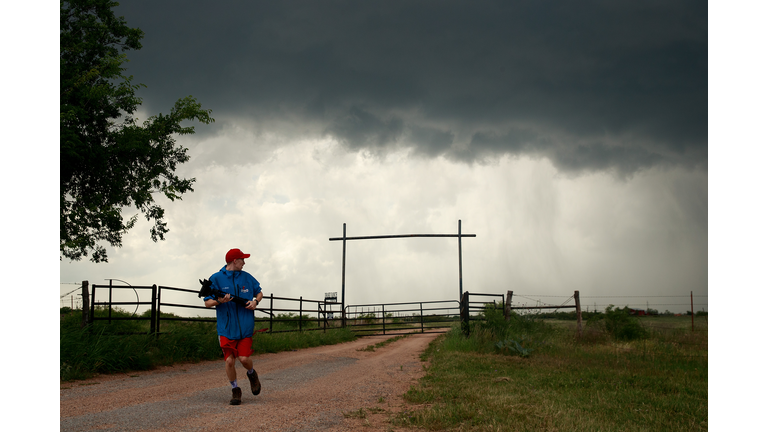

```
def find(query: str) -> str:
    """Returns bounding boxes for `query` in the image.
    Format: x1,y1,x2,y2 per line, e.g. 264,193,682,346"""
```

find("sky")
55,0,713,316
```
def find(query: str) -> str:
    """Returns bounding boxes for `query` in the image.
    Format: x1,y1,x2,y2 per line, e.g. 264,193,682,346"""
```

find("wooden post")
505,290,513,321
460,291,470,336
81,280,89,329
574,290,582,338
691,291,694,332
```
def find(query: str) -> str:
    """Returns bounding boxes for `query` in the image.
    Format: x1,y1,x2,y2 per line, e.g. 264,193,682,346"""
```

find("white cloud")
61,134,707,315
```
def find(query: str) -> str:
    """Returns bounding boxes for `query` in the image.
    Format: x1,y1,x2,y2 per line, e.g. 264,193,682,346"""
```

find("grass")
392,306,707,431
60,307,356,381
357,333,413,352
61,304,708,431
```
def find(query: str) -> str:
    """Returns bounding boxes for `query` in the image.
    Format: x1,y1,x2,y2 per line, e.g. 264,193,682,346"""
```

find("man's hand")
245,300,258,310
218,294,232,303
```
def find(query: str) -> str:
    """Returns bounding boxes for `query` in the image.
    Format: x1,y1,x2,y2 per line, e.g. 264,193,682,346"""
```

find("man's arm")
204,293,232,308
245,291,263,310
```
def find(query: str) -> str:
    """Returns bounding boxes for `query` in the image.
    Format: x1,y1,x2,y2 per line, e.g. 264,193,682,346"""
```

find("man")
204,248,264,405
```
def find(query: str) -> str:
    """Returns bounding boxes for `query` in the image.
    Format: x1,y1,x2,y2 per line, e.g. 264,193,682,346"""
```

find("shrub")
494,337,532,357
451,303,554,356
589,305,648,341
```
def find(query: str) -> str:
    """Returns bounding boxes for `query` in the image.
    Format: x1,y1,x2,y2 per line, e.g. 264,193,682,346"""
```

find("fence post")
691,291,694,332
382,304,386,334
269,294,273,333
574,290,582,338
505,290,513,321
81,280,90,329
90,282,96,325
420,302,424,333
151,285,158,336
322,303,327,333
317,303,324,332
299,296,303,332
460,292,470,336
108,279,113,324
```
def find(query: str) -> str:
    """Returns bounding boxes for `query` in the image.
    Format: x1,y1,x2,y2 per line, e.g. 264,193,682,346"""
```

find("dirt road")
60,331,444,431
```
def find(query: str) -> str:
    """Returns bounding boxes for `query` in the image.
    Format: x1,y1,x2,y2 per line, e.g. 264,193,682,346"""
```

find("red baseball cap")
225,248,251,263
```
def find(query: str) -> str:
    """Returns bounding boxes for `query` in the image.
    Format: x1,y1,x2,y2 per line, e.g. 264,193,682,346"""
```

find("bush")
589,305,648,341
447,303,554,356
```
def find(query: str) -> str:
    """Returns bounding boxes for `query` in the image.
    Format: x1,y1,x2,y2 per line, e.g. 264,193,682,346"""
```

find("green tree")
60,0,213,262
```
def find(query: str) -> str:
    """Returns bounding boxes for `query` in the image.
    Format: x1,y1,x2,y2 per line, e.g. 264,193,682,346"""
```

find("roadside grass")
394,307,707,431
60,307,356,381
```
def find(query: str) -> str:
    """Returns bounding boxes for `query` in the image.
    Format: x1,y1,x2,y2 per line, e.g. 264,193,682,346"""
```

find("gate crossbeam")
329,233,476,241
329,221,476,326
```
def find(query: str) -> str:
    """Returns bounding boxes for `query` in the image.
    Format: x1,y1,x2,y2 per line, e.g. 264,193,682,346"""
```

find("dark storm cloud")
325,107,405,151
115,0,706,175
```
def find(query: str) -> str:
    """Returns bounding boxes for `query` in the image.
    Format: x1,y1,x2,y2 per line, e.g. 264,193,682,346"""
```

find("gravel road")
60,331,445,431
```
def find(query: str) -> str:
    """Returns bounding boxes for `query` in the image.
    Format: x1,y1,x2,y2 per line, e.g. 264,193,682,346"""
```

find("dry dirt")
61,331,445,431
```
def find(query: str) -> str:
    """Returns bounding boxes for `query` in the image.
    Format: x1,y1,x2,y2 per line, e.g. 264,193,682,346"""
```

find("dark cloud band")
116,0,707,175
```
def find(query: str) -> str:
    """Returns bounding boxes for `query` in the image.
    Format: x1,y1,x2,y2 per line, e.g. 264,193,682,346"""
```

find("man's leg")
239,355,261,395
238,356,253,371
225,354,238,382
224,352,242,405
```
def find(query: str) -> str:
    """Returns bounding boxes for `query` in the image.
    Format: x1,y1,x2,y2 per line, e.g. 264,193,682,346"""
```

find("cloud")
61,136,707,311
114,0,706,177
325,106,404,152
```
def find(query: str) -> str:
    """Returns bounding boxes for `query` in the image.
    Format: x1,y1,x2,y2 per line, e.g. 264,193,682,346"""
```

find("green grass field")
391,309,707,431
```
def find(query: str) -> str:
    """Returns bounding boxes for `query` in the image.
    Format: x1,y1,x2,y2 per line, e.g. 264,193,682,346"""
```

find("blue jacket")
205,266,262,340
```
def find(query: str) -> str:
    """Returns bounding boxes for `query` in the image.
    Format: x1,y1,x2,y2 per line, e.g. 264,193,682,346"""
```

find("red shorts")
219,336,253,360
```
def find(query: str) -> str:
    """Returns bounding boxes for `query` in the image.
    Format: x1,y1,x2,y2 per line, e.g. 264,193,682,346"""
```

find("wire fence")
61,282,708,324
509,293,708,315
61,284,708,316
60,283,84,309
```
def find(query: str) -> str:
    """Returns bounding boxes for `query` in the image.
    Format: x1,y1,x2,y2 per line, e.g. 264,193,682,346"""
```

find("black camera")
198,278,250,306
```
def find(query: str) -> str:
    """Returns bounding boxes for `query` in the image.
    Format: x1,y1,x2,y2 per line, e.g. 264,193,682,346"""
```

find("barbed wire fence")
509,293,708,315
505,292,708,359
60,282,84,309
61,282,708,315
